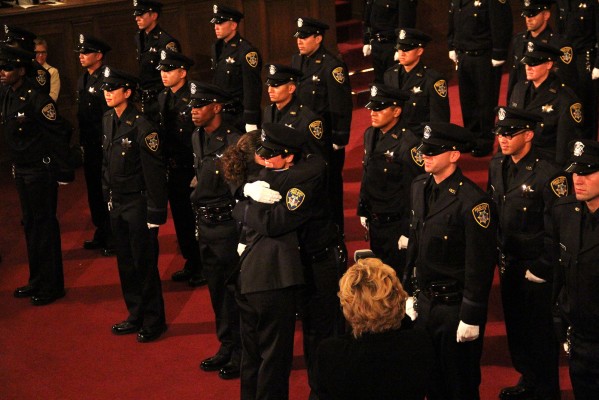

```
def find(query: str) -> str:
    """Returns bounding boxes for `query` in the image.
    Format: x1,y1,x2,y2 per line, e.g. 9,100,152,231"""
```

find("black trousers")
371,41,396,84
500,263,560,399
15,162,64,297
369,217,408,279
570,334,599,400
110,192,165,329
328,148,345,235
82,143,113,247
237,286,299,400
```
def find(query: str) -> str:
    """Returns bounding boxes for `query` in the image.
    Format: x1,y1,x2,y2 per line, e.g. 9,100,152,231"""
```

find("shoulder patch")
570,103,583,123
145,132,160,152
36,70,47,86
560,47,573,64
165,42,178,51
309,120,323,139
550,176,568,197
245,51,259,68
472,203,491,228
286,188,305,211
41,103,56,120
433,79,447,97
332,67,346,84
410,146,424,167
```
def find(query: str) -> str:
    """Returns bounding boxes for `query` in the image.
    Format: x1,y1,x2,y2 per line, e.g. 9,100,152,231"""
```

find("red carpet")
0,79,574,399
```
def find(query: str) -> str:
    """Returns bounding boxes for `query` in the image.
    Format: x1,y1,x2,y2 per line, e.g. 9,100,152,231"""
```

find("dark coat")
135,24,180,90
157,82,194,167
363,0,418,43
77,65,110,148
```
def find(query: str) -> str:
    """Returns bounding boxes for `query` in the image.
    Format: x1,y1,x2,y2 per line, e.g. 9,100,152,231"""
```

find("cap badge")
370,86,378,97
133,0,137,7
527,42,534,53
298,18,303,27
269,64,276,75
79,34,84,44
161,50,166,60
213,4,218,13
4,25,8,34
104,67,111,78
260,129,267,143
524,0,530,6
190,82,196,94
498,108,506,120
573,141,585,157
399,30,406,40
423,125,431,139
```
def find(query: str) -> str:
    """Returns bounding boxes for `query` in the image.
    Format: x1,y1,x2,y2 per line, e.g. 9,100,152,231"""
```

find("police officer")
357,84,424,279
384,28,450,130
156,50,206,287
552,139,599,398
133,0,180,120
263,63,326,158
75,34,115,257
189,81,242,380
405,122,498,399
1,46,67,306
448,0,513,157
292,17,353,234
489,106,566,400
210,4,262,132
509,40,584,166
506,0,577,102
101,67,168,343
362,0,418,83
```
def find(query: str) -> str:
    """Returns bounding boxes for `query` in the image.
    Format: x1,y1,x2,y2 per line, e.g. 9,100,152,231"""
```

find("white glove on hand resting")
237,243,247,256
363,44,372,57
456,321,480,342
448,50,458,63
525,269,546,283
360,216,368,229
245,124,258,133
491,59,505,67
244,181,282,204
332,143,344,151
398,235,409,250
592,68,599,80
406,297,418,321
147,223,159,229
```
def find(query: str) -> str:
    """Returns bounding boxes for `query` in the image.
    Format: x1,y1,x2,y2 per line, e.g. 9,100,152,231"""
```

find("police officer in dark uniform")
210,4,262,132
383,28,450,131
552,139,599,399
75,34,115,257
489,106,566,400
156,50,206,287
188,82,242,380
263,63,326,158
133,0,180,120
507,0,578,102
292,17,353,235
1,46,67,306
101,67,168,343
405,122,498,400
357,84,424,279
448,0,513,156
509,40,584,166
362,0,418,83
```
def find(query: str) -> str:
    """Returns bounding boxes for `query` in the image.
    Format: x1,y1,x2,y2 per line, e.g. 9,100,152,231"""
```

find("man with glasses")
33,37,59,101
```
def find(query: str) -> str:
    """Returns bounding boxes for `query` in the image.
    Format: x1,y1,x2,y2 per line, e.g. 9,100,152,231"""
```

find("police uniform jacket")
27,60,51,95
509,73,583,165
211,33,262,125
358,122,424,224
406,168,498,324
262,96,327,158
292,45,353,146
77,64,110,148
135,24,180,91
552,195,599,341
556,0,599,67
448,0,513,60
488,150,568,281
383,62,450,129
363,0,418,43
157,83,194,168
101,104,167,224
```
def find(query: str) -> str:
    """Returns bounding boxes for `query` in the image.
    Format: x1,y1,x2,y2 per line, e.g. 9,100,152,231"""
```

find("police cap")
564,140,599,175
395,28,431,51
132,0,163,16
188,81,232,108
210,4,244,24
74,34,112,54
0,45,33,69
100,67,139,91
2,25,36,52
265,64,303,87
294,17,329,39
417,122,473,155
494,106,542,136
521,0,554,17
365,84,410,111
256,123,306,159
158,49,194,71
521,40,561,66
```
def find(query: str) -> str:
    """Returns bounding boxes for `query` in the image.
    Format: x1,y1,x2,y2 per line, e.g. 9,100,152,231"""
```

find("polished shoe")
111,321,140,335
189,273,208,287
200,353,230,372
499,385,535,399
218,362,240,380
137,325,167,343
83,239,104,250
102,247,116,257
171,269,192,282
31,290,65,306
14,284,38,298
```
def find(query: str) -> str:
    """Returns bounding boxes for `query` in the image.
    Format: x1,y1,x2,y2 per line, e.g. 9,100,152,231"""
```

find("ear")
180,69,188,79
288,83,297,95
213,102,223,114
315,35,323,45
391,106,402,118
523,129,535,142
416,47,424,57
124,88,132,99
449,150,461,163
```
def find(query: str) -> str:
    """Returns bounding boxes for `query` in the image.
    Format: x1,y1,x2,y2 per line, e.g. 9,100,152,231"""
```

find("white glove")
456,321,480,342
592,68,599,80
525,269,546,283
362,44,372,57
491,59,505,67
563,341,570,354
360,216,368,229
57,181,69,186
406,297,418,321
243,181,282,204
332,143,345,151
245,124,258,133
448,50,458,63
394,51,399,61
398,235,409,250
237,243,247,256
147,223,159,229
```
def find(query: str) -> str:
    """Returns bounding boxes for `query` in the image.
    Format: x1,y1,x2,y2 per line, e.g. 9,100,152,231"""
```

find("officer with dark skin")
357,84,424,279
156,50,206,288
362,0,418,83
509,40,584,166
75,34,115,257
384,28,450,131
133,0,180,121
101,67,168,343
488,106,567,400
262,63,326,158
1,46,67,306
405,122,498,400
189,82,242,380
292,17,353,235
552,140,599,399
210,4,262,132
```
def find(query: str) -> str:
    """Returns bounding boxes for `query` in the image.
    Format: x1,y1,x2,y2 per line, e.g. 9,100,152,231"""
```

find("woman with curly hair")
220,129,264,188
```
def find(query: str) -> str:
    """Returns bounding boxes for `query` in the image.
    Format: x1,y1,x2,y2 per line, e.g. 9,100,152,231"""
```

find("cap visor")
417,142,449,156
395,44,418,51
256,145,281,159
565,162,599,175
521,56,545,66
188,99,213,108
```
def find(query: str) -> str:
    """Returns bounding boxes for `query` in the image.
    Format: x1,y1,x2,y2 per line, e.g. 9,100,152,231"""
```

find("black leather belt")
457,49,489,56
373,33,395,43
370,213,403,223
196,201,234,223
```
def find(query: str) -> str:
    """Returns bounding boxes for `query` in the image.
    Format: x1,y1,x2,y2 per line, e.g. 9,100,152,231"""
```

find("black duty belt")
370,212,403,223
373,33,395,43
422,280,463,305
457,49,489,57
196,200,234,224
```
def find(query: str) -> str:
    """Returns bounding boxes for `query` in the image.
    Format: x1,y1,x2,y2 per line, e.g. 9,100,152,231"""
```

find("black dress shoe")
137,325,167,343
102,248,116,257
499,385,535,399
83,239,104,250
218,362,240,380
31,290,65,306
189,274,208,287
200,353,230,371
14,284,38,298
171,269,192,282
111,321,140,335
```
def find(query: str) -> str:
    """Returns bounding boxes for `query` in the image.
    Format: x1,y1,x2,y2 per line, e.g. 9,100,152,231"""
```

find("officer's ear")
124,88,132,99
231,21,239,31
391,106,402,118
180,69,188,80
523,129,534,143
287,82,297,95
416,47,424,57
449,150,461,163
314,34,323,45
213,102,223,114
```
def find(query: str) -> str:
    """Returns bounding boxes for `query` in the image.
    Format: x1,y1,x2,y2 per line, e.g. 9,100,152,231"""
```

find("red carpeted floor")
0,79,574,399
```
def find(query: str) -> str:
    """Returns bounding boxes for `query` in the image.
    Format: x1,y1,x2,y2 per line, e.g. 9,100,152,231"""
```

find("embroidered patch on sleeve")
570,103,583,123
550,176,568,197
145,132,159,151
286,188,305,211
245,52,259,68
41,103,56,120
36,70,47,86
332,67,345,84
309,120,323,139
560,47,573,64
411,147,424,167
433,80,448,97
472,203,491,228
